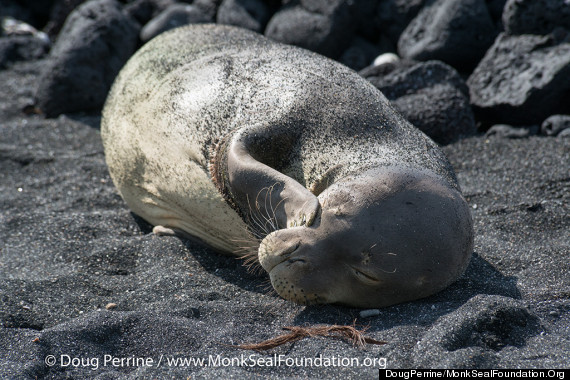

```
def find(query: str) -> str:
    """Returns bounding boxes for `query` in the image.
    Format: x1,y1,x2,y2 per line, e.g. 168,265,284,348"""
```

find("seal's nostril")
278,241,300,257
287,257,306,264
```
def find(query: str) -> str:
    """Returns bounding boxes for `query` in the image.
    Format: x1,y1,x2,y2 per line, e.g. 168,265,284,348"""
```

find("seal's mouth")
259,240,301,273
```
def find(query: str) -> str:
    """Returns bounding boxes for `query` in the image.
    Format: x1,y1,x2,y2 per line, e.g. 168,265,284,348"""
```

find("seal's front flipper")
211,124,320,234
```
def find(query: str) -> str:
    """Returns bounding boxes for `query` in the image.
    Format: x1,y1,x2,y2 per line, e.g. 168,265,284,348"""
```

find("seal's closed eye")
352,267,381,284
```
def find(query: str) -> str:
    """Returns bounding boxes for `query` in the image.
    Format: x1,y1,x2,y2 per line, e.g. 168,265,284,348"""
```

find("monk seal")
101,24,474,308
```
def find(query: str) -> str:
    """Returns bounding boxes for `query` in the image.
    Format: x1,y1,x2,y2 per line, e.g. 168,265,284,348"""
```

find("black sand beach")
1,0,569,377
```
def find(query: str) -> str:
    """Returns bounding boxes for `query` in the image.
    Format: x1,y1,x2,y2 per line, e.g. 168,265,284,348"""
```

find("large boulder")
43,0,88,38
339,36,389,71
216,0,271,33
361,60,477,144
485,0,507,25
34,0,139,117
541,115,570,137
140,3,213,42
0,35,50,69
503,0,570,36
265,0,354,59
375,0,426,46
397,0,497,72
123,0,176,27
467,31,570,126
0,18,50,68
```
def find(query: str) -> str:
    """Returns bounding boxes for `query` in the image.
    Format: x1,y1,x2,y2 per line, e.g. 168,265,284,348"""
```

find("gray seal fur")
101,24,473,308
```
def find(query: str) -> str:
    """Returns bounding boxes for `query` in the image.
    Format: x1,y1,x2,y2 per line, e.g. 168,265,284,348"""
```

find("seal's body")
102,25,473,308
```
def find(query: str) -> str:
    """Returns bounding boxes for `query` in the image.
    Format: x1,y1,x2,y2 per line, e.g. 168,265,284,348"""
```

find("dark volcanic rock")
124,0,176,27
349,0,380,41
485,0,507,25
375,0,427,46
503,0,570,36
34,0,139,117
485,124,539,139
43,0,87,38
140,3,213,42
1,16,50,40
362,60,477,144
194,0,223,21
365,59,471,100
397,0,497,72
265,0,354,59
339,36,387,71
541,115,570,136
467,31,570,126
0,35,50,68
0,0,56,30
216,0,270,33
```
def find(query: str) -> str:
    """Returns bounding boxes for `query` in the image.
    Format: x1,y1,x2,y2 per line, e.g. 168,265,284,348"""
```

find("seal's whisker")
258,185,279,234
229,238,259,247
266,293,288,314
261,280,275,293
235,246,258,261
262,185,276,232
254,187,268,220
248,211,269,238
242,254,260,267
251,264,265,276
267,183,280,231
231,217,262,240
272,195,290,228
234,239,265,274
271,196,287,230
229,230,261,258
254,188,279,236
242,259,264,275
247,192,265,233
246,193,271,238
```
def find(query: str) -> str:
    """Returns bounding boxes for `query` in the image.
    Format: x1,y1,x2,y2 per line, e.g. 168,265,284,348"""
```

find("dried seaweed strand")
235,324,387,351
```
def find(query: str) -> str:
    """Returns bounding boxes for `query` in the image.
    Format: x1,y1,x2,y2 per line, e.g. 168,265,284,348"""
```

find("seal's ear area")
214,124,320,233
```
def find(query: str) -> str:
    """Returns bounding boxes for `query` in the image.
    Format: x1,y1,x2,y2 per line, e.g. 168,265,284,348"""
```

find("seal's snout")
258,229,304,273
257,228,331,305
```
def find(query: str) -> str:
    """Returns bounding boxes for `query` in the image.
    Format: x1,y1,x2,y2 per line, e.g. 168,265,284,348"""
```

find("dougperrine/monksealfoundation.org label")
379,369,567,380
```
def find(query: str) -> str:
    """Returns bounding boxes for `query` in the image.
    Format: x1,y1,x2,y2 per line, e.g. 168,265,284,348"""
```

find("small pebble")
359,309,380,318
373,53,399,67
105,303,118,310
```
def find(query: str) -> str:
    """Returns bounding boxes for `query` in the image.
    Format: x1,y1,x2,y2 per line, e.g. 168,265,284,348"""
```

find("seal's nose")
258,231,302,272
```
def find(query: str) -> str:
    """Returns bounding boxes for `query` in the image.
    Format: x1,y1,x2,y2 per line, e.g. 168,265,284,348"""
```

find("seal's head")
258,166,473,308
